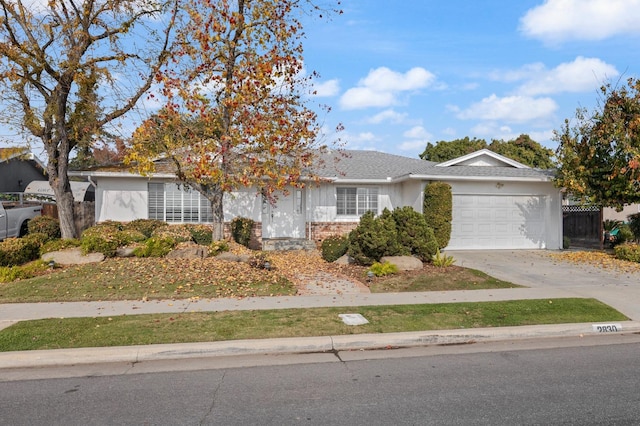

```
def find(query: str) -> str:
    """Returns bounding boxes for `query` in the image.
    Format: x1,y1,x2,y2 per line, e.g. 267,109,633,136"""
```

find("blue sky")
301,0,640,157
2,0,640,161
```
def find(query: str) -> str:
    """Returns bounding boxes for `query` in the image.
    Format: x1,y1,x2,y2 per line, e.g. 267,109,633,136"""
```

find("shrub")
151,225,193,243
40,238,81,254
209,240,230,256
133,236,177,258
627,213,640,242
118,229,147,245
80,223,123,257
368,261,398,277
186,224,213,245
614,243,640,263
0,237,41,266
392,206,439,261
0,260,49,283
423,182,452,249
320,235,349,262
123,219,165,238
347,210,406,266
616,223,634,246
563,236,571,249
22,232,49,248
231,217,254,247
27,215,61,240
432,248,456,267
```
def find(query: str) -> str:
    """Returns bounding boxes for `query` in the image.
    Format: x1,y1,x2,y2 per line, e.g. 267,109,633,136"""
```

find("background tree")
128,0,342,240
420,135,555,168
0,0,176,238
555,78,640,211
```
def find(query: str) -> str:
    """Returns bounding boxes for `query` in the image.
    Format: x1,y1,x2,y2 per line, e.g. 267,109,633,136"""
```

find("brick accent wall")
309,222,358,244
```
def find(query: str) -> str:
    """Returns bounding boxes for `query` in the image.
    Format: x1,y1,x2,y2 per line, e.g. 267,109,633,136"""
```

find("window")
337,187,378,216
148,183,213,223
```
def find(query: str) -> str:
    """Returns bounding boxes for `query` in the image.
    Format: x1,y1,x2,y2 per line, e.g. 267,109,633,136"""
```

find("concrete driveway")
445,249,640,321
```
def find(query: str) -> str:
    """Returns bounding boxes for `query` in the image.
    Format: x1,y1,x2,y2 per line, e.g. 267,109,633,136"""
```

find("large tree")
555,78,640,210
420,135,555,169
128,0,342,240
0,0,176,238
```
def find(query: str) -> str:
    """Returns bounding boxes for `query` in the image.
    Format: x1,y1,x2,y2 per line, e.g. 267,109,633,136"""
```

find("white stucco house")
70,149,563,250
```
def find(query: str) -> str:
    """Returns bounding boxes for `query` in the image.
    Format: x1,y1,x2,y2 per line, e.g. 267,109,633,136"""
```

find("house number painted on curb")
592,324,622,333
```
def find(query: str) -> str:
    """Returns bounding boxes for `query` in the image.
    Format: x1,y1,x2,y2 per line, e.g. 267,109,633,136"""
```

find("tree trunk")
209,188,224,241
45,132,77,239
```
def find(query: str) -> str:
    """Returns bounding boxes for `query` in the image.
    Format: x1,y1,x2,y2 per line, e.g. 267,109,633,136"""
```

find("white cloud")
520,0,640,43
517,57,618,95
403,125,431,140
340,67,436,110
366,109,409,124
313,79,340,97
399,139,428,152
457,94,558,123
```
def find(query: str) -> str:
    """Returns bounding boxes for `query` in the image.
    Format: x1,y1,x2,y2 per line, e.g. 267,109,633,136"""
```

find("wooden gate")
562,205,601,247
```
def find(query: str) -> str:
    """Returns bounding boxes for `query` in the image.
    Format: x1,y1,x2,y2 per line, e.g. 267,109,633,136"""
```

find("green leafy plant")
368,261,398,277
123,219,166,238
627,213,640,242
392,206,439,261
423,182,452,249
348,210,406,266
320,235,349,262
614,243,640,263
230,217,254,247
40,238,81,254
563,236,571,249
431,248,455,268
0,237,41,266
151,225,193,243
186,224,213,245
80,223,125,257
27,215,61,240
133,236,177,258
0,260,49,283
209,240,230,256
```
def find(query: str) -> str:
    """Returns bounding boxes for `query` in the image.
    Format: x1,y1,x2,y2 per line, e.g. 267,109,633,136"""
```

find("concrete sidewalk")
3,249,640,370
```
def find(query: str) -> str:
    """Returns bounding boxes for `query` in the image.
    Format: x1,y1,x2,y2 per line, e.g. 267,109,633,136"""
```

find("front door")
262,189,305,239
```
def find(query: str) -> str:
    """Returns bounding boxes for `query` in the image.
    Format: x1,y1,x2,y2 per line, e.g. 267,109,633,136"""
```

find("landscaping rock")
116,246,136,258
334,254,352,265
166,243,207,259
42,248,105,265
380,255,423,271
214,252,241,262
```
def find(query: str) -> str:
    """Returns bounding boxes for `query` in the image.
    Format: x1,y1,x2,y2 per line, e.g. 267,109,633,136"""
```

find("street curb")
2,321,640,370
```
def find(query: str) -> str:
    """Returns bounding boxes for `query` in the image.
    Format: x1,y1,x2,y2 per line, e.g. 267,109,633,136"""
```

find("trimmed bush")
209,240,230,256
40,238,81,254
614,243,640,263
118,229,147,245
123,219,165,238
423,182,452,249
186,224,214,245
628,213,640,242
151,225,193,243
133,236,177,258
0,260,49,283
0,237,41,267
321,235,349,262
392,206,439,261
348,210,406,266
230,217,254,247
80,223,124,257
27,215,61,240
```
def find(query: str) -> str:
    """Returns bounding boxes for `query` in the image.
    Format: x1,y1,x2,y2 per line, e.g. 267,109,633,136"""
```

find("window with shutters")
148,183,213,223
336,187,378,216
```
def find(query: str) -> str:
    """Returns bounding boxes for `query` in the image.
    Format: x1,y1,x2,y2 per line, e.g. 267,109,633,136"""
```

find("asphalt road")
2,335,640,425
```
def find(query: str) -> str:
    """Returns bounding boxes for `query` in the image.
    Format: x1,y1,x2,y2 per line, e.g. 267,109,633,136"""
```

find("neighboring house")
70,149,563,250
0,147,47,193
603,205,640,223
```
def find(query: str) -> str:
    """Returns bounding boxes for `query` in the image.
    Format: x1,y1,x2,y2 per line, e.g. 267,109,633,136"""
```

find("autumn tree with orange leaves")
0,0,176,238
127,0,342,240
555,78,640,211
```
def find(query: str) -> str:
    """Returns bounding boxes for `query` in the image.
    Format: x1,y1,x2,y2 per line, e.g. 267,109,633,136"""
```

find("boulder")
333,254,352,265
42,248,105,265
166,243,207,259
214,252,241,262
116,246,137,258
380,255,423,271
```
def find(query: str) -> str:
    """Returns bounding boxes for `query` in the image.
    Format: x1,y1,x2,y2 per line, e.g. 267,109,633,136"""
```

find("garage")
447,194,547,250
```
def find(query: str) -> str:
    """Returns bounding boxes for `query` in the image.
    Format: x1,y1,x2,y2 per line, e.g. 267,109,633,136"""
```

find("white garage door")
447,195,547,250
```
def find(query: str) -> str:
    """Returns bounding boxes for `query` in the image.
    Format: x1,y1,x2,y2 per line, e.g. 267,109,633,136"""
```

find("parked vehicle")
0,194,42,241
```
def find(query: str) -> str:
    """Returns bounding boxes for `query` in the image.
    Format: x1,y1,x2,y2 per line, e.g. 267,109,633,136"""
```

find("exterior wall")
603,205,640,222
0,159,47,193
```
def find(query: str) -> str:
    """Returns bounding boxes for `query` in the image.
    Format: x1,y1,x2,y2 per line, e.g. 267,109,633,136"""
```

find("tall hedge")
423,182,452,249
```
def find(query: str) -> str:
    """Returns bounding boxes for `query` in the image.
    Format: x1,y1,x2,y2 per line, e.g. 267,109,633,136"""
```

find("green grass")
0,298,627,351
369,267,521,292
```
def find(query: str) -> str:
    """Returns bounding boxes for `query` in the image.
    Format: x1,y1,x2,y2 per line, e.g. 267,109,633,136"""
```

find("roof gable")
436,149,529,169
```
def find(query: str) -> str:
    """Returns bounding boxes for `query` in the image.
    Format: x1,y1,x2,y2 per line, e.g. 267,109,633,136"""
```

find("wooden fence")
562,205,601,247
41,202,95,236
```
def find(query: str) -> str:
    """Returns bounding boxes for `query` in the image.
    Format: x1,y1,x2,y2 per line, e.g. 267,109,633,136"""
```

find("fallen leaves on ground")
550,250,640,274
